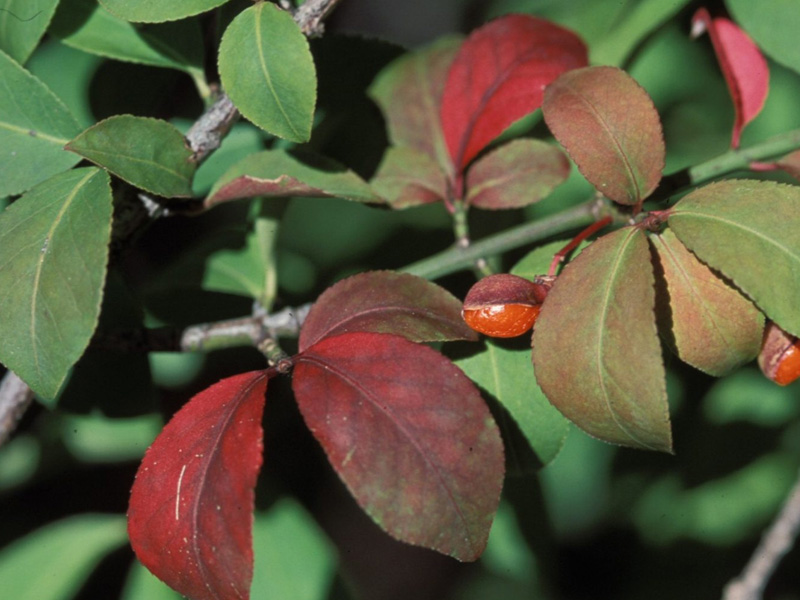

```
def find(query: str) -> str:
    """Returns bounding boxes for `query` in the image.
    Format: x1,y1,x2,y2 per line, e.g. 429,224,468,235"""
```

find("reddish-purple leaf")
692,8,769,149
369,38,460,178
542,66,665,206
465,139,569,209
299,271,478,352
128,371,268,600
370,147,449,209
775,149,800,180
293,332,504,560
440,15,587,173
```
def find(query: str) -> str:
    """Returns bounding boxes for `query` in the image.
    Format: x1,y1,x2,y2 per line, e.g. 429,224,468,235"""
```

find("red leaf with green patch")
542,66,665,206
440,14,587,172
128,371,268,600
299,271,478,351
293,332,504,560
692,7,769,149
370,147,449,209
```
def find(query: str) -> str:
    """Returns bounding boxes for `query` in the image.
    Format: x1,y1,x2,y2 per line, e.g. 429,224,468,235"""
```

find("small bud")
758,322,800,386
462,274,550,338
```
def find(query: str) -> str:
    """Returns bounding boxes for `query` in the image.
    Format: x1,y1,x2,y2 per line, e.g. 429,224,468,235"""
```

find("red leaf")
440,14,587,173
299,271,478,352
692,8,769,148
128,371,268,600
542,66,665,206
293,332,504,561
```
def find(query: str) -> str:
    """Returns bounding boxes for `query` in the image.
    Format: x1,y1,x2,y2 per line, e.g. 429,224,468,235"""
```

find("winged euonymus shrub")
2,2,800,599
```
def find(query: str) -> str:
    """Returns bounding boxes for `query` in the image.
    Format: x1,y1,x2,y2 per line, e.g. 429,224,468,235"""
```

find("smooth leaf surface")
51,0,205,75
440,14,588,172
727,0,800,76
0,49,82,196
251,499,337,600
0,0,59,64
532,228,672,452
0,514,127,600
0,168,112,400
99,0,228,23
293,332,504,561
692,8,769,148
465,139,570,209
456,340,568,467
218,2,316,142
206,149,379,208
369,37,459,176
202,227,269,303
122,562,183,600
66,115,195,198
370,146,448,209
543,66,665,206
128,370,268,600
650,229,763,376
669,179,800,337
299,271,478,351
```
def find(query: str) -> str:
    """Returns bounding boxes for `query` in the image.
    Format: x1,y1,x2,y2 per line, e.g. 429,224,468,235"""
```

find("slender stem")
722,469,800,600
403,198,609,280
547,215,612,278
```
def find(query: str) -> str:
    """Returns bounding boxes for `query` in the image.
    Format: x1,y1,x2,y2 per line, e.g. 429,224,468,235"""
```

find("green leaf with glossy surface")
0,168,112,400
465,139,570,210
532,227,672,452
457,340,568,468
669,179,800,337
98,0,228,23
51,0,204,76
218,2,316,142
251,499,337,600
370,146,448,209
368,37,459,176
0,514,127,600
542,66,665,206
650,229,764,376
66,115,195,197
0,0,59,64
206,149,379,208
727,0,800,76
0,49,82,196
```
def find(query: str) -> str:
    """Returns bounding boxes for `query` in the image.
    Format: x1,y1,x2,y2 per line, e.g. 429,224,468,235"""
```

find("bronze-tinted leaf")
542,66,664,205
669,179,800,337
650,229,764,376
299,271,477,351
370,147,448,209
532,227,672,452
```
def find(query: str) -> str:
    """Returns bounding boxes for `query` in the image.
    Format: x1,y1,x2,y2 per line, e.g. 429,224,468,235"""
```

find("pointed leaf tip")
128,371,268,600
441,14,588,172
543,66,665,206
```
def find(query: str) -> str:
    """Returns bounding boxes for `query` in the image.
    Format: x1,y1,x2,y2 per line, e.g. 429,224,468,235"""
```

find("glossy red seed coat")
774,341,800,386
463,304,540,338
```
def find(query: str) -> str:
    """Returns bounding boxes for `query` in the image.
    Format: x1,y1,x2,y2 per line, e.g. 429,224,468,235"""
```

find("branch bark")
723,469,800,600
0,371,35,447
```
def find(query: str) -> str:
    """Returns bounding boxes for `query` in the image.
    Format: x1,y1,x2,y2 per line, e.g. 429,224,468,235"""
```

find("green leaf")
456,340,568,468
0,0,59,64
66,115,195,198
0,168,113,400
368,37,459,177
251,499,337,600
370,146,448,209
206,149,379,208
0,49,82,196
218,2,316,142
510,238,590,281
703,367,800,426
465,139,570,210
98,0,229,23
0,514,127,600
650,229,764,376
542,66,665,206
669,179,800,337
51,0,205,76
532,227,672,452
61,412,163,463
122,562,183,600
727,0,800,76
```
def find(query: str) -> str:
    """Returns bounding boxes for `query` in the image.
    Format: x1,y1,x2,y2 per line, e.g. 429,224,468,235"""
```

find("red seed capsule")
462,274,550,338
759,322,800,386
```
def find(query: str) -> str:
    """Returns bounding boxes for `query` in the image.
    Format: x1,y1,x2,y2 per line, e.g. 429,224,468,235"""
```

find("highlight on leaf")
691,7,769,149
